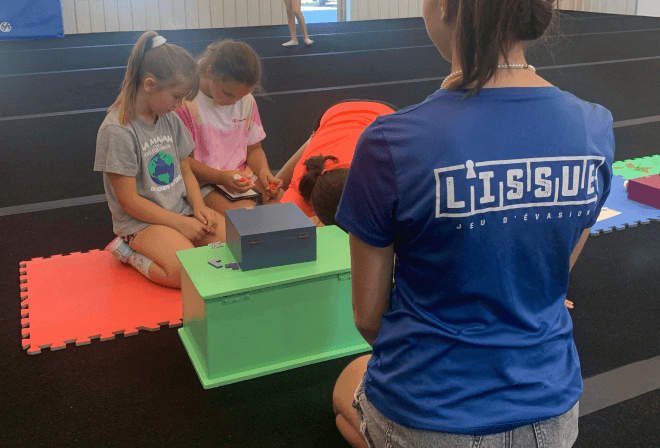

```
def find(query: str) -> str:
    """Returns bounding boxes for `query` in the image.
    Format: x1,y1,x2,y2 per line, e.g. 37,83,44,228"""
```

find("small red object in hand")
269,183,278,190
240,177,249,183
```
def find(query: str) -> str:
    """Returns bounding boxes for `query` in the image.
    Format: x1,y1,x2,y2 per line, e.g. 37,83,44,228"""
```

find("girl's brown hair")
197,39,264,91
299,155,349,226
442,0,559,96
110,31,200,125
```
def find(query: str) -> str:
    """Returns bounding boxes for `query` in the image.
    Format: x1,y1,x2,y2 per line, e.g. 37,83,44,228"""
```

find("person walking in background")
282,0,314,46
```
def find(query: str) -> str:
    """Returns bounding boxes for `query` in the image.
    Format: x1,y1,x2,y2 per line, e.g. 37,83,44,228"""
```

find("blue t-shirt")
335,87,614,436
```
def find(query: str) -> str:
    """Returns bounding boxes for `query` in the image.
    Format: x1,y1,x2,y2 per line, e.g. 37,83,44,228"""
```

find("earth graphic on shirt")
148,152,175,185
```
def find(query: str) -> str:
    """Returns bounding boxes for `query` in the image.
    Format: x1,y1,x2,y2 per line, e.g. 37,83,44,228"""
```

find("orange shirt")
281,101,395,216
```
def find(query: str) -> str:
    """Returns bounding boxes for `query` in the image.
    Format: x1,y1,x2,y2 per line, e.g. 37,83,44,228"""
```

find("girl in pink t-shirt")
176,40,282,229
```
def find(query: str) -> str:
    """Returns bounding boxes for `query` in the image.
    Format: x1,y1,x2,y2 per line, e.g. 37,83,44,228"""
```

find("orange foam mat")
19,250,182,355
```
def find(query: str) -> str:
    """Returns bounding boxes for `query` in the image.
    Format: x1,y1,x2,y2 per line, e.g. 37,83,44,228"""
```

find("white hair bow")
152,36,167,49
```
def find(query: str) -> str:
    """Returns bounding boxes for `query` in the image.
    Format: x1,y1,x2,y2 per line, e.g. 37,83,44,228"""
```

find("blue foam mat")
591,175,660,235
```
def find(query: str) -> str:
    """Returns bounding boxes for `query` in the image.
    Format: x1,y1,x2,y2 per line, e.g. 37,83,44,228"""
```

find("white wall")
558,0,637,15
348,0,423,21
637,0,660,17
346,0,640,20
60,0,642,34
61,0,289,34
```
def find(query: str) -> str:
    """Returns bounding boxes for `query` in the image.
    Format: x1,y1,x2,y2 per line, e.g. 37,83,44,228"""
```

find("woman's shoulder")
557,89,612,118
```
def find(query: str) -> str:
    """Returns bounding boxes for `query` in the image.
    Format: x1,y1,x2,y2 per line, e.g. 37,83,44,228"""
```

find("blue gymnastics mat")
591,175,660,235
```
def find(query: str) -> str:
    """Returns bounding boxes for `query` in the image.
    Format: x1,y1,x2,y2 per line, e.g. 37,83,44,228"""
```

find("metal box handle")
250,239,260,245
298,233,308,239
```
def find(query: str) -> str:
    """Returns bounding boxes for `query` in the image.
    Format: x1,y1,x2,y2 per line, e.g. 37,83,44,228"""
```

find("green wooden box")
177,225,371,389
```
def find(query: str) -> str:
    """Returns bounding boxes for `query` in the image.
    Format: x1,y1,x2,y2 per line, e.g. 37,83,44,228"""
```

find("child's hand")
194,206,220,234
259,171,283,200
238,166,255,179
177,216,207,242
219,171,254,193
565,299,574,309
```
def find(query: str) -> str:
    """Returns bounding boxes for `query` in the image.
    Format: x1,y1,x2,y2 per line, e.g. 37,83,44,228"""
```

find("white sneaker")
105,236,134,263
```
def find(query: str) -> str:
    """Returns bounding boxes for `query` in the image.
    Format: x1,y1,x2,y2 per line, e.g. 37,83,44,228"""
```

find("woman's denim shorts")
352,373,579,448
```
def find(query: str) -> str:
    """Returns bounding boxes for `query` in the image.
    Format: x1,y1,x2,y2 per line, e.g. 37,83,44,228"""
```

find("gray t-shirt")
94,110,195,237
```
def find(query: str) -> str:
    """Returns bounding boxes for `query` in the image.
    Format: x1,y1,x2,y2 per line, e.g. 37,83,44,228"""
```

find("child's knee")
162,260,183,285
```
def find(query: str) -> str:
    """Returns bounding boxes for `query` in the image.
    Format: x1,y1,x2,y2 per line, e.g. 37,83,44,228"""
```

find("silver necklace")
440,63,536,90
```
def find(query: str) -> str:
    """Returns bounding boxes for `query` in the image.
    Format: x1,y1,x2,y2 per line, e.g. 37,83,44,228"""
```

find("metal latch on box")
338,273,351,281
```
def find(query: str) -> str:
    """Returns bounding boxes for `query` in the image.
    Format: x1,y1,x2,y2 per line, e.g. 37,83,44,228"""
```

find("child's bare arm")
187,156,223,185
186,156,252,193
564,228,591,310
180,158,221,235
180,157,205,211
275,135,313,190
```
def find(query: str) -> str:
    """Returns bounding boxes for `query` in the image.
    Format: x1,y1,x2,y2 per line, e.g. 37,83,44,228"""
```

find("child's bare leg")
129,225,195,289
333,354,371,448
283,0,299,45
203,190,258,216
292,0,310,41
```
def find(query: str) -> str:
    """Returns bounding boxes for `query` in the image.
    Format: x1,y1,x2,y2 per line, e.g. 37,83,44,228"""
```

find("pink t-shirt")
176,92,266,171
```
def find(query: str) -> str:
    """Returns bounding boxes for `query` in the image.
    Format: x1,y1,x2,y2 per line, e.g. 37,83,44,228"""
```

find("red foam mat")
19,250,182,355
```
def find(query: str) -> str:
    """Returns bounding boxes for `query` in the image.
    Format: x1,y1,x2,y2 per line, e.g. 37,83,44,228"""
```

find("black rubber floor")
0,202,658,447
1,10,659,448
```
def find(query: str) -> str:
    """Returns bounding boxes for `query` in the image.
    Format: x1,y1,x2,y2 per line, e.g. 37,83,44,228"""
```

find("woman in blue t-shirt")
332,1,614,447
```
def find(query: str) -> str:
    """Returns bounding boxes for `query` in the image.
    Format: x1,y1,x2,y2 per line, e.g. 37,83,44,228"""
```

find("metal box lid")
225,203,315,242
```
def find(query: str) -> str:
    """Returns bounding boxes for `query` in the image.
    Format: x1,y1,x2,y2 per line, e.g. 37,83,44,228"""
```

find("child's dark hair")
442,0,559,96
110,31,199,125
197,39,264,92
299,155,349,227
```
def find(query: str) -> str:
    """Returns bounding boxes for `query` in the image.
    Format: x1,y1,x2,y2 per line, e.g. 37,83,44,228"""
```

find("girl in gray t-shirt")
94,31,222,289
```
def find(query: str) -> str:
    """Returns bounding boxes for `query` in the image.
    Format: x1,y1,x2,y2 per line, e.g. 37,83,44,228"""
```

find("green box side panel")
181,270,208,374
203,274,361,380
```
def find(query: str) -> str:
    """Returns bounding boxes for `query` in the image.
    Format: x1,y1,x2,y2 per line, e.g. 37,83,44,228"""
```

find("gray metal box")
225,203,317,271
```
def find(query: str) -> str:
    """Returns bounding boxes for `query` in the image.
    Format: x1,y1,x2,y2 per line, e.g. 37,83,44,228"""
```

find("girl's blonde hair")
110,31,200,125
197,39,264,92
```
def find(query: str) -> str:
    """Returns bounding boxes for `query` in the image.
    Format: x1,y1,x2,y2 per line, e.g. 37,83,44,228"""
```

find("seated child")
176,39,282,236
96,31,222,289
278,100,398,226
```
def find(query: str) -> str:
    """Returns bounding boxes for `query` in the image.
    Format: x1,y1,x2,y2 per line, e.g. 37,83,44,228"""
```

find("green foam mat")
612,155,660,179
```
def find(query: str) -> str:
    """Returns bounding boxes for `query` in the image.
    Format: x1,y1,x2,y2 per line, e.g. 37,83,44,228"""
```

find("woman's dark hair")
443,0,559,97
197,39,264,92
299,155,349,226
